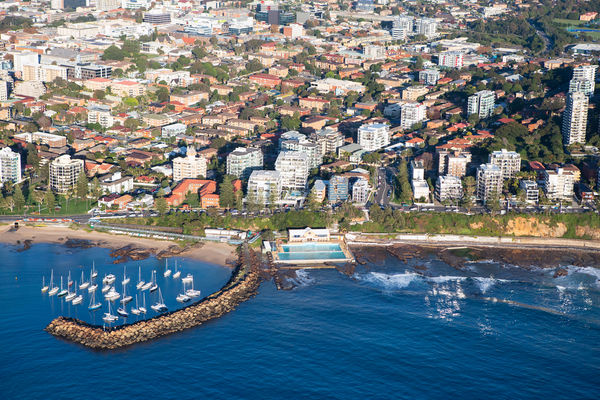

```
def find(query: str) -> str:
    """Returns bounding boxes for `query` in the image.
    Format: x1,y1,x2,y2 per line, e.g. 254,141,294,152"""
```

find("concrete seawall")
45,247,261,349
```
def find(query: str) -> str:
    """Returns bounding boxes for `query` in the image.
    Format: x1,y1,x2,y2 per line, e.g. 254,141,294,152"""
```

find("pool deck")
270,239,355,265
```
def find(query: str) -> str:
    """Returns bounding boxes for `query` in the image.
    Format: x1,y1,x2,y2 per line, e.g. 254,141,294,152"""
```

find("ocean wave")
471,277,515,294
571,266,600,284
354,271,421,290
293,269,315,287
428,276,467,283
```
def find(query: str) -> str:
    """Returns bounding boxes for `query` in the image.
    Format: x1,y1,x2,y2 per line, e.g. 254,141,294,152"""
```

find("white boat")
164,259,171,277
176,289,190,303
103,301,118,323
122,266,130,285
120,284,132,304
131,295,141,315
173,261,181,279
41,276,49,292
91,262,98,278
139,293,147,314
136,267,145,289
68,271,73,288
182,274,193,283
151,288,167,312
72,294,83,305
117,302,128,318
65,282,77,302
88,290,102,311
103,274,116,285
149,271,158,292
104,287,120,301
186,277,201,298
58,277,68,297
79,271,89,290
102,284,111,293
88,283,98,293
48,270,59,296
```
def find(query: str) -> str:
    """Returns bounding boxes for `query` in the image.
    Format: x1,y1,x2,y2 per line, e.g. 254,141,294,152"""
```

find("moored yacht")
131,295,140,315
103,274,116,285
186,277,201,298
139,293,147,314
58,277,68,297
136,267,145,289
151,288,167,312
103,301,118,323
173,261,181,279
164,260,171,277
182,274,193,284
102,284,111,293
42,276,49,292
79,271,89,290
149,271,158,292
88,290,102,311
48,270,59,296
104,287,120,301
122,266,130,285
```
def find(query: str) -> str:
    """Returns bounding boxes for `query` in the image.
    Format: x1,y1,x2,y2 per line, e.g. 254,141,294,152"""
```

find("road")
529,19,554,51
374,167,393,207
331,11,393,22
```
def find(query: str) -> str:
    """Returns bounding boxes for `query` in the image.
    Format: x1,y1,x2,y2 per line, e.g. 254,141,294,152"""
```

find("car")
409,207,417,211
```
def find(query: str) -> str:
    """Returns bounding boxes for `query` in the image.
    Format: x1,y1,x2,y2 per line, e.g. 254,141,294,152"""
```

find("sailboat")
88,290,102,311
103,274,116,285
88,269,98,292
104,287,120,301
136,267,145,289
79,271,89,290
117,302,128,318
65,281,77,302
149,271,158,292
120,283,132,304
176,281,190,303
131,295,141,315
122,266,130,285
72,287,83,305
173,261,181,279
48,270,59,296
182,274,193,284
41,276,49,292
151,288,167,312
58,277,68,297
164,259,171,277
103,300,118,323
68,271,73,287
139,293,147,314
91,262,98,278
186,276,201,298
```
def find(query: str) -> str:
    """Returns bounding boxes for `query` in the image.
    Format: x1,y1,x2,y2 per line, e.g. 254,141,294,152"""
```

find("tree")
155,197,168,216
102,45,125,61
210,36,218,45
234,190,243,211
486,190,502,215
210,137,226,150
467,113,480,126
124,118,139,132
267,183,278,209
93,90,106,99
219,176,235,209
246,190,260,213
76,170,88,200
306,187,318,211
36,116,52,131
13,186,25,211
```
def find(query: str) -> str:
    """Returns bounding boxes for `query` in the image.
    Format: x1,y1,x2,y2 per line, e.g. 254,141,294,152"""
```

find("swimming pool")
278,243,348,261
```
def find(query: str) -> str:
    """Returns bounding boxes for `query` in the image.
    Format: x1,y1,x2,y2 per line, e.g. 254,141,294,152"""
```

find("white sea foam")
572,266,600,284
427,276,468,283
354,271,421,290
294,269,315,286
473,277,496,294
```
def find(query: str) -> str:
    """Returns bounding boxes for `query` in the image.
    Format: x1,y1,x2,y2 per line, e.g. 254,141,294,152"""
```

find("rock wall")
45,249,261,349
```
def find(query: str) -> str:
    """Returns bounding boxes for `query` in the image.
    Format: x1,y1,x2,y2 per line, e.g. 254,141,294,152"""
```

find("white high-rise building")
562,92,589,145
363,45,385,60
476,163,503,203
400,103,426,130
0,147,21,183
569,78,594,98
275,151,309,190
572,65,598,82
467,90,496,119
280,140,322,170
435,175,463,202
541,167,574,201
49,155,84,193
438,51,464,68
87,106,114,128
173,148,207,182
414,18,437,38
357,123,390,152
394,15,414,33
247,170,282,205
96,0,120,11
11,51,39,74
352,178,370,204
489,149,521,179
391,27,407,41
419,69,440,85
0,81,8,101
227,147,263,179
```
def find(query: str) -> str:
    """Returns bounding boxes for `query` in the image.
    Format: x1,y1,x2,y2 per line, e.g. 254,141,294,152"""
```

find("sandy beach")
0,225,236,266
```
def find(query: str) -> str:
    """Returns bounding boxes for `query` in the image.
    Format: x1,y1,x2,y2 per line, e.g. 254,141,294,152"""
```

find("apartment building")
49,155,84,193
275,151,309,190
299,97,330,111
13,81,46,98
401,103,426,130
112,81,146,97
352,178,370,204
328,175,349,203
248,73,281,88
467,90,495,119
363,45,385,59
435,175,463,202
0,147,21,183
22,64,68,83
489,149,521,179
247,170,282,204
415,17,437,38
226,147,263,179
84,77,112,92
541,167,574,201
280,139,322,169
419,69,440,85
438,51,464,68
311,128,345,155
88,106,114,128
357,123,390,152
170,90,209,107
476,163,503,203
402,85,429,101
562,92,589,145
520,179,539,203
172,148,207,182
438,150,471,178
13,132,66,147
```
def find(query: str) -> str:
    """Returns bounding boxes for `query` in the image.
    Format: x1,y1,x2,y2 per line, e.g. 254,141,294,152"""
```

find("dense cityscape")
0,0,598,231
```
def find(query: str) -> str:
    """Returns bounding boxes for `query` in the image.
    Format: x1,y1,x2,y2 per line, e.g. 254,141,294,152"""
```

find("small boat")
48,270,59,296
72,294,83,305
176,291,190,303
141,281,152,291
139,293,147,314
68,271,73,287
182,274,193,284
88,290,102,311
149,271,158,292
103,301,118,323
117,303,128,318
103,274,116,285
173,261,181,279
102,284,111,293
42,276,49,292
120,284,132,304
91,262,98,278
186,277,201,298
136,267,145,289
131,295,140,315
79,271,89,290
65,281,77,302
88,283,98,293
104,287,120,301
151,288,167,312
122,266,130,285
58,277,68,297
164,259,171,277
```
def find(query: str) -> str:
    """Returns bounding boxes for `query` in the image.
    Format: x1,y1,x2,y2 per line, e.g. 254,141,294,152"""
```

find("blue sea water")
1,242,600,399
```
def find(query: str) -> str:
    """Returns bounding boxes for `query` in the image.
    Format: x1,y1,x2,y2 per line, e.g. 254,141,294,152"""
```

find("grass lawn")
0,197,95,216
553,18,588,26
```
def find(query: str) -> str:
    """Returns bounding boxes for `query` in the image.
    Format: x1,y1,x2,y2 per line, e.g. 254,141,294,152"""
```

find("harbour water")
2,242,600,399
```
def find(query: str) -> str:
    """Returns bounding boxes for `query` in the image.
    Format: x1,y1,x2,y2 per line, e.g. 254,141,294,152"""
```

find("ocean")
1,242,600,399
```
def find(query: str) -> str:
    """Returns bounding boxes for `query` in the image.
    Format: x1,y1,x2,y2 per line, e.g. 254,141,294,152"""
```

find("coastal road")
528,19,554,52
374,168,393,207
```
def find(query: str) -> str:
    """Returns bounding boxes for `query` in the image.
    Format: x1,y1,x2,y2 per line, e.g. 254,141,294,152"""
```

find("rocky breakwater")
45,248,262,349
